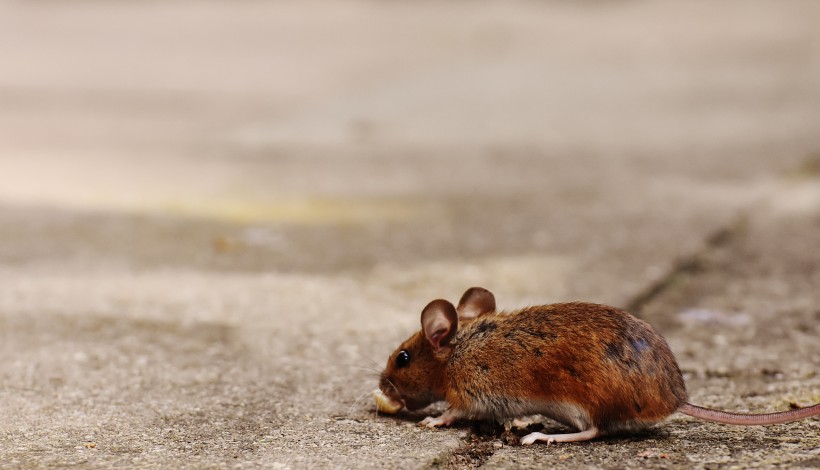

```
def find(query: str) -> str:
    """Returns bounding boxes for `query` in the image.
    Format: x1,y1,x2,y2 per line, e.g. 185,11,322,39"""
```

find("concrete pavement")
1,1,819,468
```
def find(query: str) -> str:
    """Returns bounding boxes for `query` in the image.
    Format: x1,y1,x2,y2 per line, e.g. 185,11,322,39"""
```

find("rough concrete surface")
0,1,819,468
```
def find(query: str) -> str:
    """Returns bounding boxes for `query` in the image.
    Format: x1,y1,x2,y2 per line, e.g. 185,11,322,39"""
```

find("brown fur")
380,290,687,434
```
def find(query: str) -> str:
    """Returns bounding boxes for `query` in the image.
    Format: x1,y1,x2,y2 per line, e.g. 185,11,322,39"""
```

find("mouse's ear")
456,287,496,320
421,299,458,352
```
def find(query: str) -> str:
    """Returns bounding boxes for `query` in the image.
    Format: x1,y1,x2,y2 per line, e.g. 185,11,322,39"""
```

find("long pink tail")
679,402,820,425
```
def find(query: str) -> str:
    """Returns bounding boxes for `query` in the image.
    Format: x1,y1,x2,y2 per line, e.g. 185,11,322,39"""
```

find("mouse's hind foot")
520,427,599,445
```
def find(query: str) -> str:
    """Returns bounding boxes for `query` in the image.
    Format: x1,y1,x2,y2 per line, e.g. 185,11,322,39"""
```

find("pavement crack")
625,215,747,316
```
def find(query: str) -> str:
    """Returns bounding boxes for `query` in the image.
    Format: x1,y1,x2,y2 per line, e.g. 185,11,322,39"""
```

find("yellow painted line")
159,198,422,224
0,192,422,225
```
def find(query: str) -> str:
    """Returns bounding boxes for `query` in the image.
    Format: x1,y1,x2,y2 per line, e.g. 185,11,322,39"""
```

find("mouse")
375,287,820,444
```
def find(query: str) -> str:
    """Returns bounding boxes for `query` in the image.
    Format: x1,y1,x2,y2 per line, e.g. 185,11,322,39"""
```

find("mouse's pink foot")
520,427,599,445
419,415,451,428
419,408,465,428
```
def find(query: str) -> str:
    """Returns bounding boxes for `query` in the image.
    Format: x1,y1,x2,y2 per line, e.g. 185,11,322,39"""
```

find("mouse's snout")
381,374,435,411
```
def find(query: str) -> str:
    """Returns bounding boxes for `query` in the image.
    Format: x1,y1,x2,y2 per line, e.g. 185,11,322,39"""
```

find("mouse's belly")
453,393,591,430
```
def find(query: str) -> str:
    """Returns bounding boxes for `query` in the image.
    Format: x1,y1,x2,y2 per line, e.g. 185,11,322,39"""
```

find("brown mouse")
377,287,820,444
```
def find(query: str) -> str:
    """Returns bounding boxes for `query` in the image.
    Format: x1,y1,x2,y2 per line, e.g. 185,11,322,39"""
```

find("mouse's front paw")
419,415,449,428
419,408,463,428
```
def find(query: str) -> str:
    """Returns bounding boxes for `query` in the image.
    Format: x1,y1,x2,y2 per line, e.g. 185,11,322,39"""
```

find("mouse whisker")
382,376,400,397
346,389,375,418
346,365,381,377
351,351,384,375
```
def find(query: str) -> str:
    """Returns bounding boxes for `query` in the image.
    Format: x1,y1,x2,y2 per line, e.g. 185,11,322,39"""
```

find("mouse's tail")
679,402,820,425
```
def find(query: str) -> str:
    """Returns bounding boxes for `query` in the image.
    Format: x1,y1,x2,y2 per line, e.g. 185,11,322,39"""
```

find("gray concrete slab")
0,1,818,468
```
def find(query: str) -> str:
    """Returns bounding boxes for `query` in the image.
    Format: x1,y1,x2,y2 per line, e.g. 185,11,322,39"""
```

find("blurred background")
1,1,819,467
2,1,818,299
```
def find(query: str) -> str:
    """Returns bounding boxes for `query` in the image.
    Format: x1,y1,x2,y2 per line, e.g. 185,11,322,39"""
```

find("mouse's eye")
395,350,410,368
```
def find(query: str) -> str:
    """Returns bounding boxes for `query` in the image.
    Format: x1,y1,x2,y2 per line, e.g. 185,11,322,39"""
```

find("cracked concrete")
1,1,819,468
